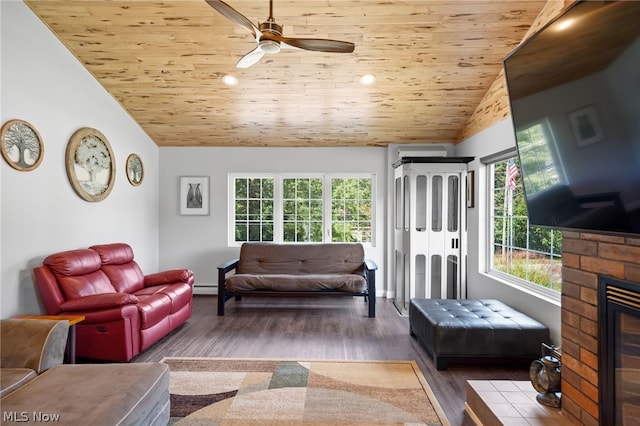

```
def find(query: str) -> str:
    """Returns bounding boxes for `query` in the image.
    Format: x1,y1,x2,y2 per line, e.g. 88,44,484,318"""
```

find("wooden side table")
15,315,85,364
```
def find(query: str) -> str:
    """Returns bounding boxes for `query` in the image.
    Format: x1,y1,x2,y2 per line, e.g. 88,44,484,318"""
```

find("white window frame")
482,150,561,303
228,173,376,247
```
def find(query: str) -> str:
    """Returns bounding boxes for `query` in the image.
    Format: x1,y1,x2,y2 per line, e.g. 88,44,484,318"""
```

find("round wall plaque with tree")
126,153,143,186
1,119,44,171
66,127,115,202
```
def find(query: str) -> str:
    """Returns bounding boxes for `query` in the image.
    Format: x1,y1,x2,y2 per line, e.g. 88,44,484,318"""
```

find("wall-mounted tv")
504,0,640,235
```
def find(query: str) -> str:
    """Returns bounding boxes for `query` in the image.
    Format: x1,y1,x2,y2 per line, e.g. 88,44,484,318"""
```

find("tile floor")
465,380,572,425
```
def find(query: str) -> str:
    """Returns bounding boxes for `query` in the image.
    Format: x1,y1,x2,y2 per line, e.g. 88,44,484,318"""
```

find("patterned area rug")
162,357,450,426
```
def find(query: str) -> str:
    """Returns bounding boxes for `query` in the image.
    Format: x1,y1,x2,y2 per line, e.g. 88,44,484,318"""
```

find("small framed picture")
569,105,604,147
180,176,209,215
466,170,475,208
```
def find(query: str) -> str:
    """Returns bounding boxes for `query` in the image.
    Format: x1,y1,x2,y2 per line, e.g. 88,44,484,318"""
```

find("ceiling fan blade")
205,0,261,42
263,34,354,53
236,46,265,68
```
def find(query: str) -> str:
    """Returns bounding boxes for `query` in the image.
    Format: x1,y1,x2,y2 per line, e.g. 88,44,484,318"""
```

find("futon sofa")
1,319,169,425
218,242,377,317
33,243,194,362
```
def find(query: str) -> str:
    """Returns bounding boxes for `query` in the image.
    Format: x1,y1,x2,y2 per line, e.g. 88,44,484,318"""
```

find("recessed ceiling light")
222,74,238,86
555,18,574,31
360,74,376,85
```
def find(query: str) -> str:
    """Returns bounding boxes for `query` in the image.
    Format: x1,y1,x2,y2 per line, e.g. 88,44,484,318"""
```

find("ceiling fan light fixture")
259,39,281,54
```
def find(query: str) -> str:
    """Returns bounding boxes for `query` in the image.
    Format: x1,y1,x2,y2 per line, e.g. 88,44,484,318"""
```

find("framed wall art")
66,127,115,202
180,176,209,216
1,119,44,171
569,105,604,147
126,153,144,186
466,170,475,208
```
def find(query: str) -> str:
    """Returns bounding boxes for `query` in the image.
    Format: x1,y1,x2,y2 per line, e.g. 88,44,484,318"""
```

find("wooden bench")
217,242,377,317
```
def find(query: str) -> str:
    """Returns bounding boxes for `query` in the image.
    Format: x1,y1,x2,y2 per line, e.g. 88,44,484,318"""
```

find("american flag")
507,159,519,191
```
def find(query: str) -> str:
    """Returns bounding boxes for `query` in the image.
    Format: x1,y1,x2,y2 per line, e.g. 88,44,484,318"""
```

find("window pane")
331,177,373,243
235,224,247,241
489,158,562,292
234,177,274,242
282,178,323,243
248,179,261,198
310,200,323,220
248,223,261,241
262,223,274,241
235,178,247,198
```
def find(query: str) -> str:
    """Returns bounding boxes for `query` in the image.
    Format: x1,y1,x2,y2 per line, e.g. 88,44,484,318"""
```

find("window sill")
480,270,562,306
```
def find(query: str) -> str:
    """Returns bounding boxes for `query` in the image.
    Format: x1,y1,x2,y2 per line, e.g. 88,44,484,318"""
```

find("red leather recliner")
33,243,194,362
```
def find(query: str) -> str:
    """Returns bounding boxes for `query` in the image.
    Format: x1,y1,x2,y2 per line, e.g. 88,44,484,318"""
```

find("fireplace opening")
599,276,640,425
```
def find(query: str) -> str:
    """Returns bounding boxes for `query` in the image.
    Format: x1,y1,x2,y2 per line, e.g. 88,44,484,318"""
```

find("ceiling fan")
205,0,355,68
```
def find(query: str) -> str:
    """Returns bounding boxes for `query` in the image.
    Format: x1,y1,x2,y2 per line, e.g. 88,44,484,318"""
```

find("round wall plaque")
66,127,115,202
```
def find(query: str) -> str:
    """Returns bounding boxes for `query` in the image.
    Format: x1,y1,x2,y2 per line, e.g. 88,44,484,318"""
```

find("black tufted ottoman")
409,299,550,370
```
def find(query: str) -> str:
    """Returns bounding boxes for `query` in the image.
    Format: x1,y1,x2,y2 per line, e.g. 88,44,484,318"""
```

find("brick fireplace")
561,231,640,425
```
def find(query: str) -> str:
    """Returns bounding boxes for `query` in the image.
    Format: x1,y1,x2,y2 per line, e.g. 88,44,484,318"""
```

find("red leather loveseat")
33,243,194,362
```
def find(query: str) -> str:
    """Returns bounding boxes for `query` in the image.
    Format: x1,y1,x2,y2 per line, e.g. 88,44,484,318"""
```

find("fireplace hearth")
599,276,640,425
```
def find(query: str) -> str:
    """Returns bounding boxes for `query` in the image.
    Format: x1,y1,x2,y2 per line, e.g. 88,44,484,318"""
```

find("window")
234,177,274,242
488,157,562,294
231,174,374,245
331,177,372,242
283,177,323,242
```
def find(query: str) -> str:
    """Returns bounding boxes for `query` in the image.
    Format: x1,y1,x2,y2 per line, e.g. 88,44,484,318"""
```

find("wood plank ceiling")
24,0,548,147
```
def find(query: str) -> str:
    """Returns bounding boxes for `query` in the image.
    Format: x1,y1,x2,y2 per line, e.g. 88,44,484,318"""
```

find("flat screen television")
503,0,640,235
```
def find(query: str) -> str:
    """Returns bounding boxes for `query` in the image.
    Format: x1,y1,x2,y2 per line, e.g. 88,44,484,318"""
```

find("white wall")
159,147,388,294
455,118,562,344
1,1,160,318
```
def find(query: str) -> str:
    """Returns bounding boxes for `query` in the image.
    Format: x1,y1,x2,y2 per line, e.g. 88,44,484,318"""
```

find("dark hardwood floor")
133,295,530,425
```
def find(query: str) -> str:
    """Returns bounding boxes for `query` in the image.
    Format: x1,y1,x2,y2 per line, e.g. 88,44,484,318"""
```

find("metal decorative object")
1,119,44,171
126,153,143,186
530,343,562,407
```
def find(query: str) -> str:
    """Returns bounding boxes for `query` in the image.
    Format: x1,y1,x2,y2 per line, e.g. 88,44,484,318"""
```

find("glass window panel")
311,222,323,241
248,223,261,241
283,223,295,241
416,175,427,231
404,176,410,230
263,179,274,198
235,200,247,216
262,200,273,220
310,200,323,220
234,177,274,243
283,179,295,198
311,179,323,198
235,224,247,241
332,179,344,199
431,176,442,232
262,223,274,241
248,178,261,198
447,176,459,232
235,178,247,198
489,158,562,292
431,255,442,299
395,177,402,230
